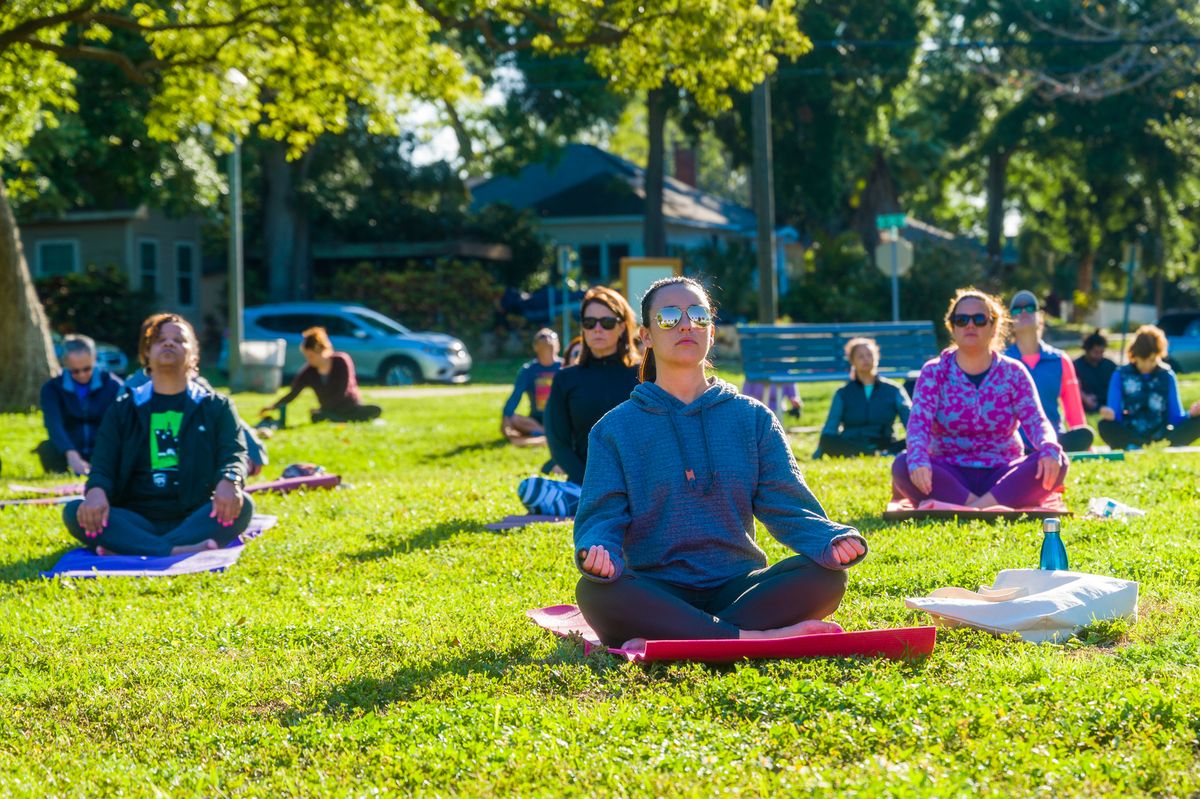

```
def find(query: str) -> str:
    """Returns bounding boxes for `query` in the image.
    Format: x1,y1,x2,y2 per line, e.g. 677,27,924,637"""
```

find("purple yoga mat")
527,604,937,663
39,514,278,578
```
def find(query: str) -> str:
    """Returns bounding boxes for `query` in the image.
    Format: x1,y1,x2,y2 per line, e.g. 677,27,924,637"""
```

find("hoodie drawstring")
667,405,716,495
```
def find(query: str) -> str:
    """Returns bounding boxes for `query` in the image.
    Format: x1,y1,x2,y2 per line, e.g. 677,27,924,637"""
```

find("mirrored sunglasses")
655,305,713,330
1011,304,1038,316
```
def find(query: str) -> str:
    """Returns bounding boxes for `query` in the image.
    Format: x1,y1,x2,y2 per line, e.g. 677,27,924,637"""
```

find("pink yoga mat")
884,492,1069,521
1,473,341,509
485,514,571,531
527,605,936,663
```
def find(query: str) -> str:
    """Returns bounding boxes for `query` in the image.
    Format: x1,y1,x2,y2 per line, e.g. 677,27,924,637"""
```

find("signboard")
620,257,683,321
875,239,913,278
876,213,907,231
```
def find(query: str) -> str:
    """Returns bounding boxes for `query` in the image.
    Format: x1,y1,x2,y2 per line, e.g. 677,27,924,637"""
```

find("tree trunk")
262,141,314,301
643,87,667,258
850,150,900,252
986,147,1013,277
1074,249,1095,322
0,177,57,411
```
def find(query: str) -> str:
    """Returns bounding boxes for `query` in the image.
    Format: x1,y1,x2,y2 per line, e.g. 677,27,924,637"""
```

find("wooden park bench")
736,321,938,392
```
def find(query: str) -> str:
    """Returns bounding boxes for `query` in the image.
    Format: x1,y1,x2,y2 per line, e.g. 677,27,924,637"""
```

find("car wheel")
380,357,421,386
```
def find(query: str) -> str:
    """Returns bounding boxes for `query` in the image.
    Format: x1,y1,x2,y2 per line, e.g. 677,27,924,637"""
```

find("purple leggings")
892,451,1066,508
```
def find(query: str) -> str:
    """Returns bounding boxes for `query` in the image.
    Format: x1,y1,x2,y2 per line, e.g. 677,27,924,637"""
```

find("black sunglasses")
951,313,992,328
655,305,713,330
582,315,622,331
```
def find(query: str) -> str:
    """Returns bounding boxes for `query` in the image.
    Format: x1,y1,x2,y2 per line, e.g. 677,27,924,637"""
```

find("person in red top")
1003,290,1094,452
261,327,382,424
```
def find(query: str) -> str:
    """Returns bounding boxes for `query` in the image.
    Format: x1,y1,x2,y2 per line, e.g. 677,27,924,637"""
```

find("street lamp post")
225,68,249,391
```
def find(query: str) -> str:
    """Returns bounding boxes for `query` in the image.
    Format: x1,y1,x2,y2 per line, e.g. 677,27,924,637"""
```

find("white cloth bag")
905,569,1139,643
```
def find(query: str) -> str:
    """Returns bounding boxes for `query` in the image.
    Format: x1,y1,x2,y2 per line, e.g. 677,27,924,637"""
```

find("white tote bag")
905,569,1139,643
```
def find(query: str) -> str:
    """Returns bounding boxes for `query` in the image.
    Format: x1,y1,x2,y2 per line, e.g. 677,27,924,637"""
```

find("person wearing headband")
501,328,562,440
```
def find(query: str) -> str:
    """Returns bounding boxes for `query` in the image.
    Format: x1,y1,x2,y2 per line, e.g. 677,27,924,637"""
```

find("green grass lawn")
1,377,1199,797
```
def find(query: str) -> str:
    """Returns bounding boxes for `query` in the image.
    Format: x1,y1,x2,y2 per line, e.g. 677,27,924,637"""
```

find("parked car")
233,302,472,385
50,332,130,376
1157,311,1200,374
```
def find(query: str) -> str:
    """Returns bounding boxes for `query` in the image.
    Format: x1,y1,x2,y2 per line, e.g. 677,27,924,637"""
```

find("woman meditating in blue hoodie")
573,277,868,649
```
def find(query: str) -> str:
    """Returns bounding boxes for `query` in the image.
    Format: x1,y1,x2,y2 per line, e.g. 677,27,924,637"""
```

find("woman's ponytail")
639,348,657,383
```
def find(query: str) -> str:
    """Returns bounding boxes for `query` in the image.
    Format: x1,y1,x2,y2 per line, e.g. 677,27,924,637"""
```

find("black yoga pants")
1097,416,1200,449
63,496,255,557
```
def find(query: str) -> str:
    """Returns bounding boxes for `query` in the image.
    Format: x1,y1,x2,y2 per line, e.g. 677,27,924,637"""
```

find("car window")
312,314,360,338
351,311,409,336
256,314,313,334
1186,320,1200,338
1159,314,1200,336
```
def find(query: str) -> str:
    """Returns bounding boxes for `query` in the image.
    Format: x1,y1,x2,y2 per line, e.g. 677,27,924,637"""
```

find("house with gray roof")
470,144,760,283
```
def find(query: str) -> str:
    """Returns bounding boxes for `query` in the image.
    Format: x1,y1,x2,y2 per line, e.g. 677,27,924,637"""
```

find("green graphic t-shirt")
129,391,187,520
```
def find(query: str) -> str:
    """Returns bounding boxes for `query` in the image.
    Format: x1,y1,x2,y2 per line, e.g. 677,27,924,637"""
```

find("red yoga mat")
884,492,1069,522
527,604,936,663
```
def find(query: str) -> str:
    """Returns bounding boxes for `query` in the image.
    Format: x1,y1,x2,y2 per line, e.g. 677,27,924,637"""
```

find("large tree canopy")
0,0,805,408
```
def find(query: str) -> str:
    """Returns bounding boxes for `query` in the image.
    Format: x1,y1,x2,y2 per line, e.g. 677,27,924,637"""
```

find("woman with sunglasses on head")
814,337,911,459
892,288,1066,510
519,287,641,517
573,277,866,649
1004,290,1094,452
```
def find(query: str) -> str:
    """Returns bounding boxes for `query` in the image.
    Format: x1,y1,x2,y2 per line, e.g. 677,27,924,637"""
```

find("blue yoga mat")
40,514,278,578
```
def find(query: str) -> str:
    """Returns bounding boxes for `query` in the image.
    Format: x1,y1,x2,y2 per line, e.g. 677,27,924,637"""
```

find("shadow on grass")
0,548,72,582
348,517,493,562
418,438,511,464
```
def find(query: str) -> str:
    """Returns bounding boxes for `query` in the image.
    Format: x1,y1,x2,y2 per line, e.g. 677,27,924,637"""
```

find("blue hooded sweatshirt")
573,378,867,589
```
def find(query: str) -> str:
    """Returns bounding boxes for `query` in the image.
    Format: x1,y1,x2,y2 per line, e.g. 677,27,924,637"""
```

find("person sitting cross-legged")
501,328,562,440
892,288,1067,510
1097,324,1200,450
573,276,866,650
814,337,910,459
37,334,123,476
63,313,254,556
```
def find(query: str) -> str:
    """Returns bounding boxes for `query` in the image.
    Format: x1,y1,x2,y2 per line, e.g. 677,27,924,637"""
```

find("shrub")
35,265,156,357
327,260,502,347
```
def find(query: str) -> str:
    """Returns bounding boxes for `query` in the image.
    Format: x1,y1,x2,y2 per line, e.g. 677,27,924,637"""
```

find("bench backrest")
737,321,938,382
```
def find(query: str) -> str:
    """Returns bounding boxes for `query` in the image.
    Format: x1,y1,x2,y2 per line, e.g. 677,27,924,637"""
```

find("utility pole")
227,135,244,391
752,0,778,324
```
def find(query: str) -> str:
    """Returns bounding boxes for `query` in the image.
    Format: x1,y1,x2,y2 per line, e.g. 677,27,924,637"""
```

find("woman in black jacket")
64,313,253,556
815,337,912,458
518,286,640,517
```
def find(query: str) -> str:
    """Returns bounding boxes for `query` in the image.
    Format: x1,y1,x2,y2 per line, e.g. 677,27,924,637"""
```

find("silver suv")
242,302,471,385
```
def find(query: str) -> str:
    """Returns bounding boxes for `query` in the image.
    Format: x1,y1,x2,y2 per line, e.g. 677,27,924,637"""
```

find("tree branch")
0,0,100,50
23,39,153,85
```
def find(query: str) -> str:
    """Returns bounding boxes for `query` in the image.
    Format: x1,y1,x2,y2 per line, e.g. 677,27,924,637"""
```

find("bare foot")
740,619,845,640
619,637,647,651
170,539,219,555
95,545,113,556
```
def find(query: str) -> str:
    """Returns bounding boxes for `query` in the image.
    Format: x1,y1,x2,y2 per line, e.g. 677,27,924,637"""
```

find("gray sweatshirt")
573,378,867,588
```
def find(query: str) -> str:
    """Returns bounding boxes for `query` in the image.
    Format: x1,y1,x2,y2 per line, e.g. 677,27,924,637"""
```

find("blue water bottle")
1039,517,1068,571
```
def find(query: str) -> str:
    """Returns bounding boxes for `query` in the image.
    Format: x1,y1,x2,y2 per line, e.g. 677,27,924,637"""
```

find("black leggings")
1097,416,1200,449
312,404,382,423
816,434,905,459
576,555,848,647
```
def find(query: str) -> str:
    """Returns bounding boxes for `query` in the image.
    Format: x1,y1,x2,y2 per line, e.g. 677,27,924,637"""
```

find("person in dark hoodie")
63,313,253,556
573,277,867,649
814,337,911,458
37,334,123,475
517,286,640,517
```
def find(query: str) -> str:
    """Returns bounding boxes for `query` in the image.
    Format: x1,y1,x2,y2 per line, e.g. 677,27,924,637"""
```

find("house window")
36,240,79,277
579,244,602,281
605,243,630,282
176,242,195,306
139,240,158,296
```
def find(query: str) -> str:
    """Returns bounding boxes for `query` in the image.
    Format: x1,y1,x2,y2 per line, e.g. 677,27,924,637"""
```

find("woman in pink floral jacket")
892,288,1066,509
